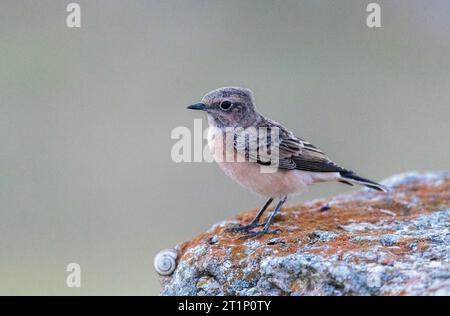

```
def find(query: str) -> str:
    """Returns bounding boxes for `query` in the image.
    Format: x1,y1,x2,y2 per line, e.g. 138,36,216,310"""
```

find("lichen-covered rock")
158,172,450,296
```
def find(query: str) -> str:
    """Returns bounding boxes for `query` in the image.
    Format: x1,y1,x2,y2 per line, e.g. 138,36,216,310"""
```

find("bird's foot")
226,222,264,234
238,228,281,240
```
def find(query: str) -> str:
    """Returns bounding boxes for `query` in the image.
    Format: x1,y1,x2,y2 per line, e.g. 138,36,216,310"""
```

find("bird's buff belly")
217,159,315,197
208,132,313,197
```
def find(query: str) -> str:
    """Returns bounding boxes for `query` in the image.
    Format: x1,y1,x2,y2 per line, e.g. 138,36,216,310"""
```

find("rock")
157,171,450,296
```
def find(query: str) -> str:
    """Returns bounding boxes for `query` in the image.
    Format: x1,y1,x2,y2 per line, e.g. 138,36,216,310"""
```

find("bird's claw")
238,228,281,240
226,223,264,233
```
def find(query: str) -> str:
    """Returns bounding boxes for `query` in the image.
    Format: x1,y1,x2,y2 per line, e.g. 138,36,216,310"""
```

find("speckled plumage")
188,87,386,238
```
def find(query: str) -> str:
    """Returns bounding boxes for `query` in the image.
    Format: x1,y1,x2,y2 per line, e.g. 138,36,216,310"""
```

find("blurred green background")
1,0,449,295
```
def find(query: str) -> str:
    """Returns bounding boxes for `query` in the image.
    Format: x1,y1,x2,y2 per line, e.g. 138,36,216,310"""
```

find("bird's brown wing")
279,135,350,173
233,118,351,173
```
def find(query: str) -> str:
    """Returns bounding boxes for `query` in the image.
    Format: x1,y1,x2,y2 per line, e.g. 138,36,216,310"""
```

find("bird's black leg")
227,197,274,233
240,196,287,239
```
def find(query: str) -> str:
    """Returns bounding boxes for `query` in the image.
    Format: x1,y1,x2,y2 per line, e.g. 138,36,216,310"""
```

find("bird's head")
187,87,259,128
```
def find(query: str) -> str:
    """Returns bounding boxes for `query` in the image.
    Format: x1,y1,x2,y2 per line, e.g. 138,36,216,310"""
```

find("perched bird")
187,87,387,239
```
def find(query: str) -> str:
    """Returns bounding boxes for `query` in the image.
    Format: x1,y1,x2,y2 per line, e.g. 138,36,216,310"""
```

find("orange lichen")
177,176,450,263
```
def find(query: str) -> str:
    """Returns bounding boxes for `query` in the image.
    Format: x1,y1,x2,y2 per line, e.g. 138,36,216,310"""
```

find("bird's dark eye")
219,101,232,111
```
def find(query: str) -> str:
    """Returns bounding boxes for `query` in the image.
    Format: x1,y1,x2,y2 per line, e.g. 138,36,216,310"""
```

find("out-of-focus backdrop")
1,0,449,295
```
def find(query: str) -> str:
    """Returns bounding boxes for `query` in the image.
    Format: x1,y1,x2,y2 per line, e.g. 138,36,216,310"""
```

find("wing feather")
233,117,352,173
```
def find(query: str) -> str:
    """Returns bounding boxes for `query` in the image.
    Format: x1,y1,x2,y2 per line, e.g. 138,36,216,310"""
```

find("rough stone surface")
158,172,450,296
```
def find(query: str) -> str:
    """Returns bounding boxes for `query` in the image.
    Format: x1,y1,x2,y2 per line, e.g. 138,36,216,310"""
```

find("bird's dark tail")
339,171,388,192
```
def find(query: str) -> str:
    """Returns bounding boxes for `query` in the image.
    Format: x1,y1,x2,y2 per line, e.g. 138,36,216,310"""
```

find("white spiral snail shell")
154,248,178,276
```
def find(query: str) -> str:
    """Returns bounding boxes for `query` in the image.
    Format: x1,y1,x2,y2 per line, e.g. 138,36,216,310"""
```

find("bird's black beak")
187,102,206,111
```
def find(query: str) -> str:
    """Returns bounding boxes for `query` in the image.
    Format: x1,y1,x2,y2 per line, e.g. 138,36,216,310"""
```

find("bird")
187,87,387,239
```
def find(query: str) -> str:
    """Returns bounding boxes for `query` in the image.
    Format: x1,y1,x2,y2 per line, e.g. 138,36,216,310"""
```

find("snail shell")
154,248,178,276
